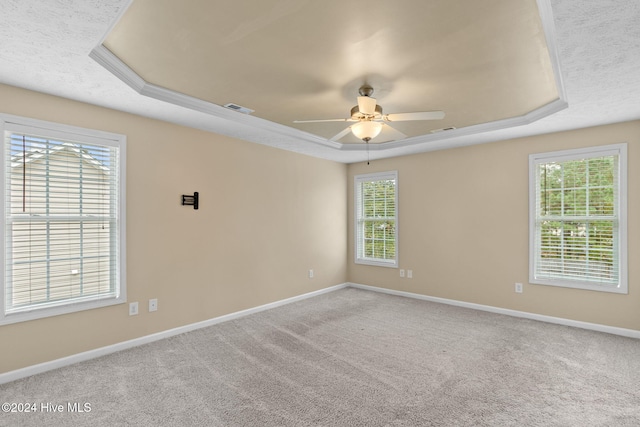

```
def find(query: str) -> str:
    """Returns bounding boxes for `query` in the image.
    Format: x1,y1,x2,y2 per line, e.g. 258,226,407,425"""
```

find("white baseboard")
3,281,638,385
347,282,640,339
0,283,348,385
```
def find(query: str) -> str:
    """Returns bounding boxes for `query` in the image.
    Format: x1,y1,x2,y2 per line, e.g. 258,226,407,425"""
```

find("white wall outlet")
129,302,139,316
407,270,413,279
400,269,405,278
149,298,158,312
515,283,523,293
309,269,314,279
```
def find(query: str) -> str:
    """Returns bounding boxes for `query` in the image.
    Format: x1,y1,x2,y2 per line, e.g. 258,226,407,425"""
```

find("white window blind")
1,115,126,324
355,171,398,267
529,144,627,293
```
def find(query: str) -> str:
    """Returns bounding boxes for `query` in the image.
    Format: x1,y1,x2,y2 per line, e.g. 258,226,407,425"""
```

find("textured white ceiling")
1,0,639,163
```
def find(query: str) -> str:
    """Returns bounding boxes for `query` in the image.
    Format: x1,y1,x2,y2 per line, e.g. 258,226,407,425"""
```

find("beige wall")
0,84,348,373
1,81,638,375
348,121,640,330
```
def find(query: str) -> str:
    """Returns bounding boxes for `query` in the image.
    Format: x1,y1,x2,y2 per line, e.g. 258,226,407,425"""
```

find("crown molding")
89,0,566,158
89,45,342,151
340,97,568,152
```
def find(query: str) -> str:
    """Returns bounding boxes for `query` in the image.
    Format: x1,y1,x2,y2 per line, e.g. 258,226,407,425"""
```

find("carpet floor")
1,287,640,426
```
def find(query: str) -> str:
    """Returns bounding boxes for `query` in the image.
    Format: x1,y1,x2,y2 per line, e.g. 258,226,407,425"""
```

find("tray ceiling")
99,0,563,146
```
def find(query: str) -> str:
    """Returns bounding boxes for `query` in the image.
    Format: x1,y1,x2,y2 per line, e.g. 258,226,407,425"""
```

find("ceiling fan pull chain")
366,140,370,165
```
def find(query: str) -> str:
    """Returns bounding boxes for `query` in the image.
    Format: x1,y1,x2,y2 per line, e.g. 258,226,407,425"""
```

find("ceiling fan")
294,85,445,143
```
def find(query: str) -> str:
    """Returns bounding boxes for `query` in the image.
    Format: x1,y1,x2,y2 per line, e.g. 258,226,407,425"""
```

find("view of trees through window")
360,178,396,261
536,155,617,283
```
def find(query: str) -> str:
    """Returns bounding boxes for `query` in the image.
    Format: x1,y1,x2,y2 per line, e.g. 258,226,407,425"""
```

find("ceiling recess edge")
89,0,566,156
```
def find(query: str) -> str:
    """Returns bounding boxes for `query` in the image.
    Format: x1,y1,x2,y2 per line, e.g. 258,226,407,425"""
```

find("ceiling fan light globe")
352,121,383,141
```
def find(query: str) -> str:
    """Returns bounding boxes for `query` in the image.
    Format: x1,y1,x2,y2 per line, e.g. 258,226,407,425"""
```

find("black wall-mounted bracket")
181,192,199,210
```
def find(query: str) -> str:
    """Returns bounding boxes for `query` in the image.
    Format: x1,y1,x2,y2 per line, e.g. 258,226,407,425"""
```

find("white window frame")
529,143,627,294
354,171,398,268
0,114,127,324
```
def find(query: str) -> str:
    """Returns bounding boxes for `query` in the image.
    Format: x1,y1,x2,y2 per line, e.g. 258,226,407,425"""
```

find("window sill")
530,278,627,294
355,258,398,268
0,295,127,325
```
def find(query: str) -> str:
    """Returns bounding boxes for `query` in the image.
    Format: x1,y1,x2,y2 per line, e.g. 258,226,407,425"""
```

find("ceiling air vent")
223,103,254,115
430,126,457,133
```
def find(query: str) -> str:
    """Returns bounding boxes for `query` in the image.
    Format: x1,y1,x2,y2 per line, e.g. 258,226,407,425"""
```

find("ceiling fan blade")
293,118,352,123
381,123,407,141
330,126,354,141
357,96,377,115
384,111,445,121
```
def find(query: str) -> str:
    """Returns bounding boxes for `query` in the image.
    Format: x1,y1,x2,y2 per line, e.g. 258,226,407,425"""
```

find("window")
529,144,627,293
1,114,126,324
355,171,398,267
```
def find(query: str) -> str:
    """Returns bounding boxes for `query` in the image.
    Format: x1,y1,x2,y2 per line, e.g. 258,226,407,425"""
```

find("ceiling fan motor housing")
358,85,375,97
